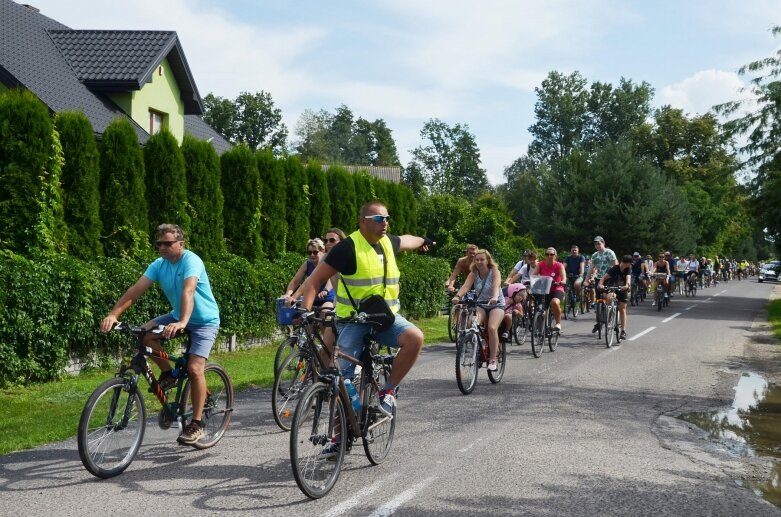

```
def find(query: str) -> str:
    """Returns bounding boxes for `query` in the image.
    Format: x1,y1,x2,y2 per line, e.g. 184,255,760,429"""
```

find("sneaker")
620,330,627,340
149,370,177,393
177,420,205,445
500,331,509,341
592,323,600,334
553,323,561,332
319,440,340,461
378,388,397,418
487,360,498,371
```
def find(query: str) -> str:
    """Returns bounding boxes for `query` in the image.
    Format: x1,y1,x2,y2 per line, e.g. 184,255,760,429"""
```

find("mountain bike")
454,292,507,394
77,323,233,478
563,274,580,320
630,275,647,306
653,273,669,312
594,286,624,348
529,277,561,358
685,273,698,297
289,311,396,499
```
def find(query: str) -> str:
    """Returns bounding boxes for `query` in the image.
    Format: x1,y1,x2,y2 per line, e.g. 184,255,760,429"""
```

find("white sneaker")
554,323,561,331
487,360,498,371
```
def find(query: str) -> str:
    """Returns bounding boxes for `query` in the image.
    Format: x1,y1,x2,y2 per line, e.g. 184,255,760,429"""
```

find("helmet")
507,283,526,298
633,251,640,257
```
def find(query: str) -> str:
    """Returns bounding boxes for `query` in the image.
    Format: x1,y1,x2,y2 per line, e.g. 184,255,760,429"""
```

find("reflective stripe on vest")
336,231,401,318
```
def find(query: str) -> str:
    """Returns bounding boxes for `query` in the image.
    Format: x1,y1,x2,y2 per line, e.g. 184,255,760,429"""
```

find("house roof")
0,0,229,152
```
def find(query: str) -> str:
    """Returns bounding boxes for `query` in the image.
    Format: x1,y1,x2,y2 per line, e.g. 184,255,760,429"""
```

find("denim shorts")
335,313,416,378
152,314,219,359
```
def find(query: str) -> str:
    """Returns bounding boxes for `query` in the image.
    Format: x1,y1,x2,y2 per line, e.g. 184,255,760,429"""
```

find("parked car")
758,261,780,283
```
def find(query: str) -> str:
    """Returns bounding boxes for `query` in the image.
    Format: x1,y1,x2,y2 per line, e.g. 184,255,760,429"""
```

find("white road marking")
322,474,399,517
629,327,656,341
458,438,482,453
662,313,681,323
705,297,712,302
368,477,437,517
713,290,727,297
685,305,695,311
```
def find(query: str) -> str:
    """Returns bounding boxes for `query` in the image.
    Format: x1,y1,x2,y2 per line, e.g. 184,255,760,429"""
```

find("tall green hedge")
221,145,262,260
257,149,286,258
0,89,65,254
144,128,190,237
397,253,450,318
306,161,331,239
182,135,225,260
283,156,310,251
327,166,357,230
99,118,148,257
352,171,376,207
55,111,103,259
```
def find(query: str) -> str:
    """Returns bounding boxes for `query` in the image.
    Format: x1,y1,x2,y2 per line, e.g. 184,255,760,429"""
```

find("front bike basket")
529,276,553,296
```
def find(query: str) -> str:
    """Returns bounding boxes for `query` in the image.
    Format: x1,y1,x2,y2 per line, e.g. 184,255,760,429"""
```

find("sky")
27,0,781,184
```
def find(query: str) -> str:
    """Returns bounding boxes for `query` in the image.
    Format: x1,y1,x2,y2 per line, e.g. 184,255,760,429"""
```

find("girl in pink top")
531,247,566,331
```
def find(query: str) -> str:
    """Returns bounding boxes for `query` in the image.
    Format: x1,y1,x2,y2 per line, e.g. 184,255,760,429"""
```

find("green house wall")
107,57,185,142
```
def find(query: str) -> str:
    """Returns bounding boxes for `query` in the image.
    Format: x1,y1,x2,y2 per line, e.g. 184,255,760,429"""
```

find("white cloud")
657,69,748,116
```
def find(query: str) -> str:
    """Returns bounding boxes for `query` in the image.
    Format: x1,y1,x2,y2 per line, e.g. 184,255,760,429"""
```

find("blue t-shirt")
143,250,220,326
564,255,585,276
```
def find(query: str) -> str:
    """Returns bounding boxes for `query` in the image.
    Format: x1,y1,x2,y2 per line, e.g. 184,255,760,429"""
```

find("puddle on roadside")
679,372,781,507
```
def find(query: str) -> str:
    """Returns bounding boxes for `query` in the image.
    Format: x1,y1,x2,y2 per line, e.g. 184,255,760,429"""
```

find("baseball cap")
593,236,604,243
633,251,640,257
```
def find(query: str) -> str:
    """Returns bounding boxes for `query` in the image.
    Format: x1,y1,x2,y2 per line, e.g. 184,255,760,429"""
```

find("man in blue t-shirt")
564,245,586,296
100,224,220,446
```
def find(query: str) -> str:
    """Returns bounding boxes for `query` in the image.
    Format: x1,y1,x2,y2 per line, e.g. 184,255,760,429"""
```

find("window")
149,110,166,134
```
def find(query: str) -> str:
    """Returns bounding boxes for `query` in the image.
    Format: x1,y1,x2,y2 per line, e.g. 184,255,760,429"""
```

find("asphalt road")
1,279,780,516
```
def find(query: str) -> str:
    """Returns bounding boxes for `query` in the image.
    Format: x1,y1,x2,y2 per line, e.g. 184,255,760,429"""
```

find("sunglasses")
307,250,320,256
545,253,556,256
325,237,339,243
364,215,390,223
155,240,180,248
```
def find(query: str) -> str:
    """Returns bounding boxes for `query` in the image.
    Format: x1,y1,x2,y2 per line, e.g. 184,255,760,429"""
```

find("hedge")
0,248,447,387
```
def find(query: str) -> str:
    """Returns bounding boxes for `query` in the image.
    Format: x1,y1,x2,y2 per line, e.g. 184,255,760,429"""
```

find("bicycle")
289,311,396,499
685,274,698,297
563,274,581,320
77,323,234,478
581,283,594,314
529,277,561,358
630,275,647,306
512,285,535,346
594,286,624,348
454,292,507,394
273,307,336,431
653,273,669,312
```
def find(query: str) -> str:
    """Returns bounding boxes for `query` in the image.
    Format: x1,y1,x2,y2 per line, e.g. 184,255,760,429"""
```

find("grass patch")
0,315,448,455
769,299,781,339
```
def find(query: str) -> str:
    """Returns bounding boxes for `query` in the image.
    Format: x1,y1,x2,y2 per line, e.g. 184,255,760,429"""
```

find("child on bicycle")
502,283,526,340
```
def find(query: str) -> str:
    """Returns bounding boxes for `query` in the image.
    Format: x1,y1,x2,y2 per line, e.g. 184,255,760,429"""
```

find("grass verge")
0,315,449,456
769,299,781,340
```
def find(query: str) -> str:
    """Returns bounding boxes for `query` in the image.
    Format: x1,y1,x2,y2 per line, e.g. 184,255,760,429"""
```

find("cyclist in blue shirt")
100,224,220,446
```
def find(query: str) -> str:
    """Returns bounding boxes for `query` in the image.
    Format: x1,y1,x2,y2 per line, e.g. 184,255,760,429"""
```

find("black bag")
357,294,395,331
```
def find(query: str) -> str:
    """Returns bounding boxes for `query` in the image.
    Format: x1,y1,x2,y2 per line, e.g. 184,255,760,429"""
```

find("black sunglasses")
307,250,320,256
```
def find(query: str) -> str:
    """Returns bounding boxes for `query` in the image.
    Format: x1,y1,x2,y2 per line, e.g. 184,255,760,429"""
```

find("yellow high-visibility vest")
335,230,400,318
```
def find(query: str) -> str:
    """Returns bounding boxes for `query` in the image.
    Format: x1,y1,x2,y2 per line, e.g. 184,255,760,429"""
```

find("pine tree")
326,166,357,231
257,149,286,258
144,128,190,237
283,156,310,251
182,135,225,260
306,161,331,238
221,145,262,260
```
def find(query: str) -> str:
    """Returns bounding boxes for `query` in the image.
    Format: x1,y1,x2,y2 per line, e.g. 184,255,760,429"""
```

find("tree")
202,91,288,154
352,170,376,207
585,78,653,150
306,161,331,238
55,111,103,258
283,156,310,252
326,166,356,231
144,128,190,236
528,71,589,163
401,161,427,198
257,149,287,258
410,119,489,201
221,145,262,260
181,135,225,260
99,118,148,257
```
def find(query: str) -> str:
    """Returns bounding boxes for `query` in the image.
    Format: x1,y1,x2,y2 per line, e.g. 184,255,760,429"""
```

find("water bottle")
344,378,361,413
170,366,181,379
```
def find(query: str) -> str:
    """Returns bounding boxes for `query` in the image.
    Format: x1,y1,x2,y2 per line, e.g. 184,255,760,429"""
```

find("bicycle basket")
529,276,553,295
276,297,297,325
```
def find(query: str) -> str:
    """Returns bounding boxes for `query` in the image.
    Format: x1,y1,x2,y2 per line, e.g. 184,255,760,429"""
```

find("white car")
758,261,780,283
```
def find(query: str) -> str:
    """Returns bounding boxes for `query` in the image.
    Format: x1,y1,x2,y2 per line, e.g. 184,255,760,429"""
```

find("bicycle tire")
530,311,545,358
180,363,234,449
447,304,458,343
605,307,616,348
615,321,622,345
657,287,663,312
547,311,560,352
78,376,146,479
290,381,346,499
274,337,298,378
630,283,637,306
487,340,506,383
513,313,528,346
567,290,580,319
272,352,313,431
455,332,479,394
362,361,396,464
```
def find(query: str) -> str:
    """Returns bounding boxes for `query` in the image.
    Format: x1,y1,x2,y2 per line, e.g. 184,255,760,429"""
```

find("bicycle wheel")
547,311,560,352
362,362,396,464
290,381,346,499
180,363,234,449
690,282,697,297
78,377,146,479
567,290,580,319
487,339,506,383
656,287,663,312
447,304,458,342
455,332,479,394
513,313,528,346
274,337,298,377
530,311,545,358
272,352,313,431
630,283,637,306
605,307,616,348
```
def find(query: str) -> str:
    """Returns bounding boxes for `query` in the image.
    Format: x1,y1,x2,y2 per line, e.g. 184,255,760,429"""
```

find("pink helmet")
507,283,525,298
